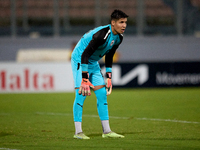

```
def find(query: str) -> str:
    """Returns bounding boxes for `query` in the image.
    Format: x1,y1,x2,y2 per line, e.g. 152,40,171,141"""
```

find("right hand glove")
78,73,94,96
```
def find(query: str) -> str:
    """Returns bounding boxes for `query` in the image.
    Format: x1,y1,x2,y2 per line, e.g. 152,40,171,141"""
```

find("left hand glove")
106,72,112,95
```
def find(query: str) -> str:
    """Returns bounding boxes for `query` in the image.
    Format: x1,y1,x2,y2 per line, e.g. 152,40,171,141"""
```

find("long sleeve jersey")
71,24,123,72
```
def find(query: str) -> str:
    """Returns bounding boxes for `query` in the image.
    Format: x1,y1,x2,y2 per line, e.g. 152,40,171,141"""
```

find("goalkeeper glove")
106,72,112,95
78,72,94,96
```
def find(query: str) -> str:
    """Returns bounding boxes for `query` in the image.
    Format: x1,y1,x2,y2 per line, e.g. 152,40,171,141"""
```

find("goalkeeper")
71,9,128,139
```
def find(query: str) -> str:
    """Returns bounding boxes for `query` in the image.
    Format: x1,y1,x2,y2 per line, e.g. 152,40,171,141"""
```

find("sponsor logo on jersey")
110,40,115,46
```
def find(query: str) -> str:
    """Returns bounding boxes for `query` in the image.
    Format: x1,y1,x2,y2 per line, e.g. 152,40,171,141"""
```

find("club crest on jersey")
110,40,115,46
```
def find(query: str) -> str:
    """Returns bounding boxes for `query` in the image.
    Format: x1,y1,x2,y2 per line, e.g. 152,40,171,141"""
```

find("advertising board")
1,61,200,93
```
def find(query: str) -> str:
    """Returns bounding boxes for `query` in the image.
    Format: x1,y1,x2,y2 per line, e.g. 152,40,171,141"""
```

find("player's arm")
79,30,107,96
104,45,119,95
104,34,123,95
105,34,123,72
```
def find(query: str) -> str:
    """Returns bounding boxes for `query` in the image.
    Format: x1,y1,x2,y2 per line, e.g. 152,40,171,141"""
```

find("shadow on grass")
0,132,14,137
88,131,154,137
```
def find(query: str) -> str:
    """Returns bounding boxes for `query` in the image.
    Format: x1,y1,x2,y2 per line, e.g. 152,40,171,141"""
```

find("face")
111,18,127,35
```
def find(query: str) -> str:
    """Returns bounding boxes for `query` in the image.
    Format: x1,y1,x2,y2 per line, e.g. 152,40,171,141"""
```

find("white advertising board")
0,62,74,93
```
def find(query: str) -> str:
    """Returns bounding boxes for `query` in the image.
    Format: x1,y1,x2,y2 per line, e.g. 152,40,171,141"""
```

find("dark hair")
111,9,128,20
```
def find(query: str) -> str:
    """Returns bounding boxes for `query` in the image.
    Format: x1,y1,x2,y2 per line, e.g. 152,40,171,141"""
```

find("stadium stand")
0,0,175,18
0,0,200,36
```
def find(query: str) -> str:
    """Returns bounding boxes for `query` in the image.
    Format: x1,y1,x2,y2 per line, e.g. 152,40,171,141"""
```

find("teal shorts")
71,59,105,88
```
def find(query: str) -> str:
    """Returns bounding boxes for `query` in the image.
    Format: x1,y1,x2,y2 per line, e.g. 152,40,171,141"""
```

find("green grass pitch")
0,88,200,150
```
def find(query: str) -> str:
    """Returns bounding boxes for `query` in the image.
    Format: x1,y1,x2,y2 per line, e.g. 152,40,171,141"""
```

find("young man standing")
71,9,128,139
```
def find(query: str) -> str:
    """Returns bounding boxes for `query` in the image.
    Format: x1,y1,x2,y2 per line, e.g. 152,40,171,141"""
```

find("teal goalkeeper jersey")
71,24,123,67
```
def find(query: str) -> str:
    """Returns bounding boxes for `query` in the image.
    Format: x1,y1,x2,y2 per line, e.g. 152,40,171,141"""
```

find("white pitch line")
36,112,129,119
35,112,200,124
135,118,200,124
0,148,20,150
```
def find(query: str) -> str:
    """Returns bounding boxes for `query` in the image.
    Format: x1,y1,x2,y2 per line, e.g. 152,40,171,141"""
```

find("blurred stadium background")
0,0,200,93
1,0,200,36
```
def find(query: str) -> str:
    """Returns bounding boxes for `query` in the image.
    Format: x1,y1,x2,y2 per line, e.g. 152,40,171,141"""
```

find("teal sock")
94,87,109,120
73,89,86,122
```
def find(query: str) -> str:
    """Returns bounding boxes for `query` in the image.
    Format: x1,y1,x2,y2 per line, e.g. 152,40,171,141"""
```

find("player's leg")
89,65,111,133
71,60,90,139
90,65,124,138
93,86,111,133
94,85,124,138
73,89,90,139
73,89,86,133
